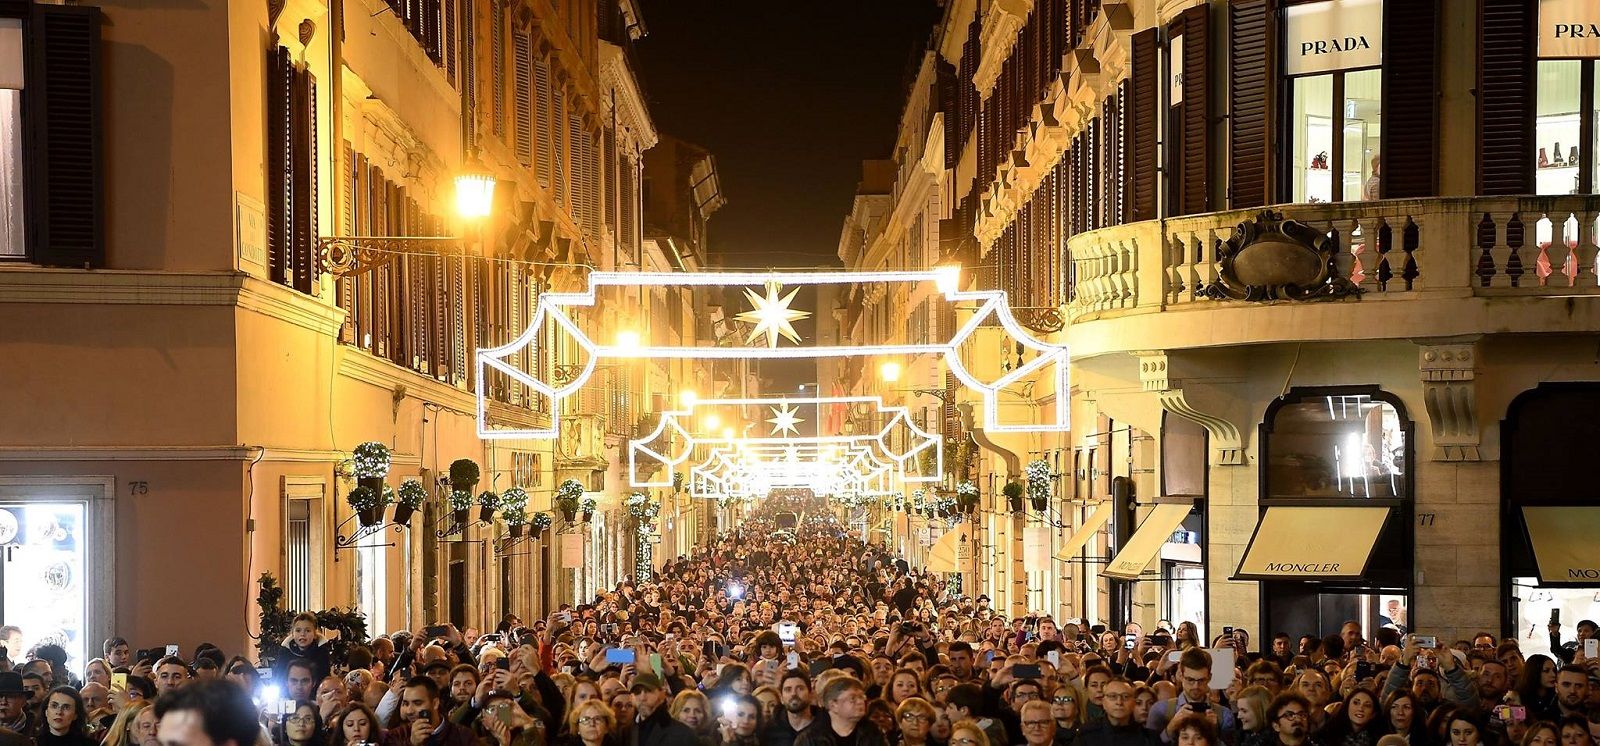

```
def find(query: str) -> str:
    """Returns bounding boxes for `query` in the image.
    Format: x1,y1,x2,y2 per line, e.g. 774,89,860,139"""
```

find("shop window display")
1290,70,1382,204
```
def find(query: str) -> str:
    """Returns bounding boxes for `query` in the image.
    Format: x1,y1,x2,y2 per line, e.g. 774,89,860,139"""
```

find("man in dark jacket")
1074,680,1159,746
629,673,698,746
381,676,478,746
766,670,821,746
795,676,887,746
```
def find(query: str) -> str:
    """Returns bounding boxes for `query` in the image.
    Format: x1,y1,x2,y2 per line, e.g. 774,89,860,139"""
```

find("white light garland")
475,270,1069,439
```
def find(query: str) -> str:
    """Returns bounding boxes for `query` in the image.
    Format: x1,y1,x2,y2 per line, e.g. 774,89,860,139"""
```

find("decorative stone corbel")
1136,351,1245,466
1417,338,1482,461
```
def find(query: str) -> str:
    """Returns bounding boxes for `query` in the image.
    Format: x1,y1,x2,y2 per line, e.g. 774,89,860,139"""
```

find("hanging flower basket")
477,490,501,523
348,486,384,527
393,479,426,526
449,458,481,493
352,441,392,480
956,481,980,513
555,479,584,522
1026,459,1052,511
531,512,553,537
503,505,528,538
580,496,598,523
449,489,473,525
1003,481,1025,514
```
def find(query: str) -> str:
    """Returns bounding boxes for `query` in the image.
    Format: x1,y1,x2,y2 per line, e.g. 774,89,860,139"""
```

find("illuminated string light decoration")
686,440,898,502
766,402,805,436
627,396,941,490
475,270,1070,440
734,281,810,348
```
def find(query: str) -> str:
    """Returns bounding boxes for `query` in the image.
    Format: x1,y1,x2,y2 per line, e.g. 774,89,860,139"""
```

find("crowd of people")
1,495,1598,746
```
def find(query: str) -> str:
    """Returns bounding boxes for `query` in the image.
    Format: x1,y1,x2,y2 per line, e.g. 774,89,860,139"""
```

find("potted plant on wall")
1025,459,1051,512
347,485,384,527
393,479,426,527
352,441,391,496
1003,481,1025,514
956,481,980,513
530,511,553,538
476,490,501,523
555,479,584,522
580,496,598,523
449,458,480,494
503,505,529,538
448,489,473,526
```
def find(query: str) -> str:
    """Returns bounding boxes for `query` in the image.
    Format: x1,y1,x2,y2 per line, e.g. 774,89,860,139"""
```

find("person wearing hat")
0,671,32,736
629,673,696,746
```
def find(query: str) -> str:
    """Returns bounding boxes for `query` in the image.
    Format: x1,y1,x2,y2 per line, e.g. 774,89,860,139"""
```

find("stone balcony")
1062,195,1600,358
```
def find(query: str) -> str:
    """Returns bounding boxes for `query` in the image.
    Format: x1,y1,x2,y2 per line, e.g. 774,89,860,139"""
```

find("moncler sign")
1283,0,1384,76
1540,0,1600,57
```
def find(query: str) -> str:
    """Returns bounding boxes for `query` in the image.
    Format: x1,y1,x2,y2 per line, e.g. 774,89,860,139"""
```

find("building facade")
0,0,712,666
836,0,1600,649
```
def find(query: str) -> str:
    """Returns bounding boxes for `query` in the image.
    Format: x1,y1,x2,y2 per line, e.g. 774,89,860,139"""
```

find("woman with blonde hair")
948,718,992,746
558,699,619,746
100,700,151,746
668,690,716,746
893,698,937,746
1231,685,1273,746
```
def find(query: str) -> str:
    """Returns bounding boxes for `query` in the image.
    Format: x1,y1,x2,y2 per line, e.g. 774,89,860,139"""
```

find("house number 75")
128,481,149,496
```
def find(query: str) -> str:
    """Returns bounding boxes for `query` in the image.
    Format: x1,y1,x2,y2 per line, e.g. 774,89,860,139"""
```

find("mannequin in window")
1363,154,1381,201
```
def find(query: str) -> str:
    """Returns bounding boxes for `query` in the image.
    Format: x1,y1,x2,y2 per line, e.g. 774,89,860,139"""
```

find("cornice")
938,0,979,64
599,41,658,151
0,269,346,336
973,0,1034,99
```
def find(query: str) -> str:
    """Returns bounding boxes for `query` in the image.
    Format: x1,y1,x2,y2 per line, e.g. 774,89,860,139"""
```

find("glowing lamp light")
454,169,496,220
934,265,961,293
721,427,735,440
879,361,902,382
679,390,699,407
704,413,721,430
616,330,642,352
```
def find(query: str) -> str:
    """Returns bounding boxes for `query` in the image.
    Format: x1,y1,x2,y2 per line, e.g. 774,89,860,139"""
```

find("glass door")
0,501,89,670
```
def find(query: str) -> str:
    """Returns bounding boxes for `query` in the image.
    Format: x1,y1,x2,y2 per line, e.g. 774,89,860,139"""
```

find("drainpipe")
958,402,1026,616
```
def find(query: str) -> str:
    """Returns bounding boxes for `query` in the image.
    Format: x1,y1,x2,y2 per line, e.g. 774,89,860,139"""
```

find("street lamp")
320,159,498,277
879,361,902,382
679,390,699,408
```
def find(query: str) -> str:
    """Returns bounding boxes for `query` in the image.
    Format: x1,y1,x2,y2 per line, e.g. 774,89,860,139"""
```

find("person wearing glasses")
1048,684,1087,745
1076,679,1158,746
558,700,619,746
948,719,992,746
1264,693,1318,746
37,686,95,746
1012,701,1055,746
892,698,936,746
277,701,325,746
795,677,887,746
1147,650,1235,744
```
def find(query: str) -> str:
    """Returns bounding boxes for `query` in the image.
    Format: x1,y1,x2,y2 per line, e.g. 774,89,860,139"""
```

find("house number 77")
128,481,149,496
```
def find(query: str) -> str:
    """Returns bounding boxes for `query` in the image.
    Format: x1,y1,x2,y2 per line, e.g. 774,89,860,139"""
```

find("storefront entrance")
0,477,114,671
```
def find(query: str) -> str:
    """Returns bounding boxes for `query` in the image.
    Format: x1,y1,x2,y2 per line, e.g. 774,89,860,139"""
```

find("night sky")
636,0,943,270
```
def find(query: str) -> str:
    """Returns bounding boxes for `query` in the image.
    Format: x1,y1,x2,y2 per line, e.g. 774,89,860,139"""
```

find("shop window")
1289,70,1382,203
1533,60,1597,195
1264,392,1406,500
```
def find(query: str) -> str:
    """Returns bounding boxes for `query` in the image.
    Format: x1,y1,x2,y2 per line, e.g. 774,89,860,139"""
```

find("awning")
1103,502,1194,580
1522,506,1600,584
1055,502,1113,561
926,525,970,573
1233,506,1391,580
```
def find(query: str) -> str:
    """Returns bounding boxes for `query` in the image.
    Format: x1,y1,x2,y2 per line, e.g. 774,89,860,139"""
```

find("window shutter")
513,29,533,165
25,3,102,268
339,143,357,343
553,85,566,206
266,46,294,285
1227,0,1270,208
1478,0,1534,195
290,67,318,295
1128,28,1158,221
535,56,552,187
461,0,475,150
1381,0,1439,198
490,0,505,137
603,125,616,232
620,157,636,252
1176,4,1211,215
444,0,457,84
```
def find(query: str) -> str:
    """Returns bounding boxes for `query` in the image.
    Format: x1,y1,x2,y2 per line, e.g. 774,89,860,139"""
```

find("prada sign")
1540,0,1600,58
1283,0,1384,76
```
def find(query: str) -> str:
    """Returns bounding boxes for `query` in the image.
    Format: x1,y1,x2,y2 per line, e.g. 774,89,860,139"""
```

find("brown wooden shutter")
603,125,616,232
339,143,357,343
266,46,294,285
535,56,552,187
461,0,476,150
490,0,505,138
1129,28,1158,221
1381,0,1439,198
25,2,102,268
443,0,457,84
513,29,533,165
1477,0,1534,195
553,85,566,206
290,68,318,295
1177,4,1211,215
1227,0,1270,208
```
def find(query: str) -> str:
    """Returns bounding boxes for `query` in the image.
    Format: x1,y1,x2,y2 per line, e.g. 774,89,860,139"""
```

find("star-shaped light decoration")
767,402,805,436
735,281,810,348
